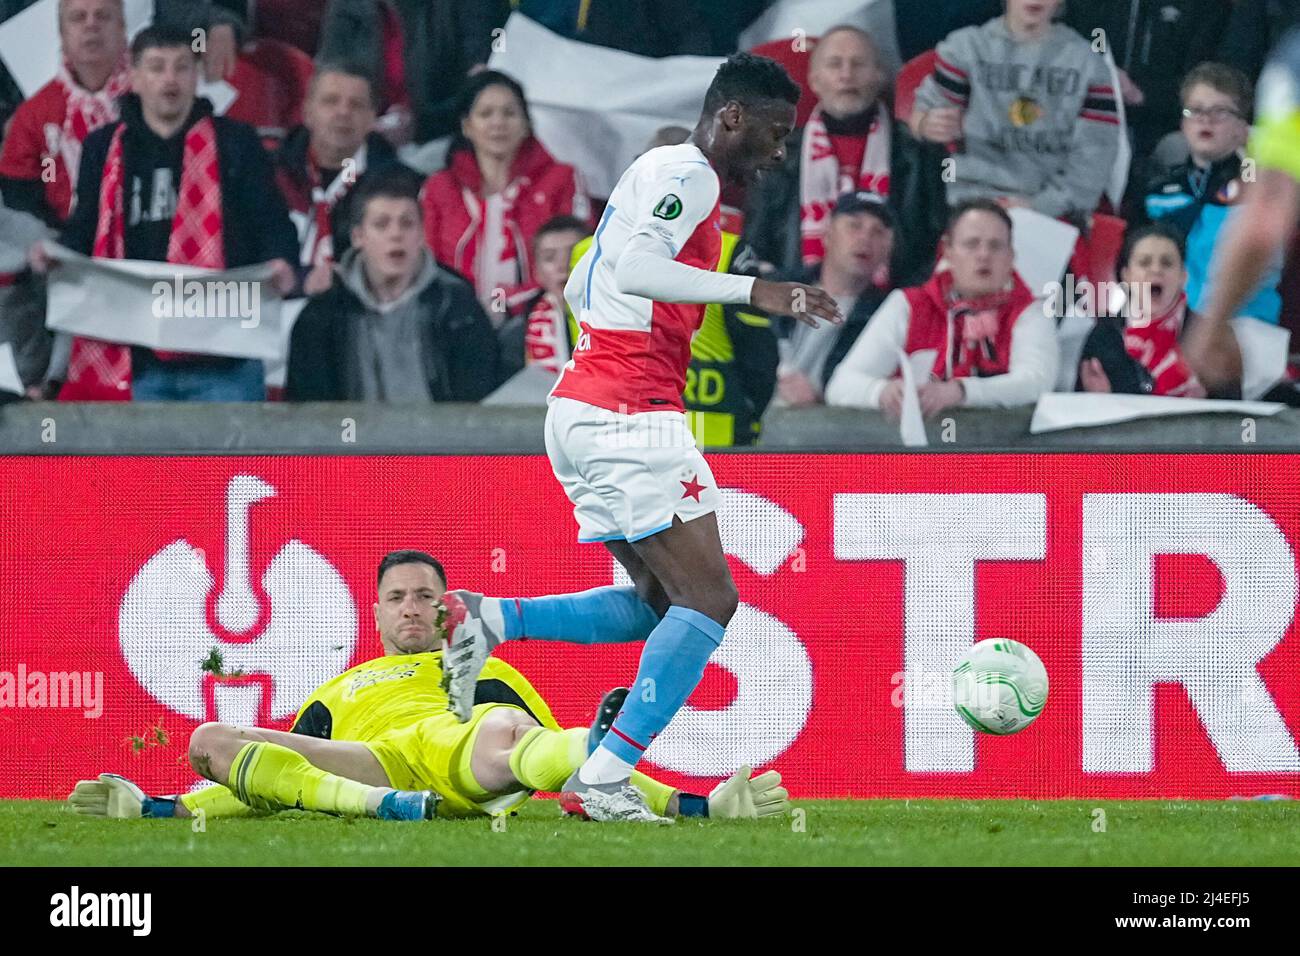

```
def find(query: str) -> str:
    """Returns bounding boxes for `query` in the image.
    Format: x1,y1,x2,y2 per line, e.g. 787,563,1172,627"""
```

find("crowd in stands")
1,0,1298,441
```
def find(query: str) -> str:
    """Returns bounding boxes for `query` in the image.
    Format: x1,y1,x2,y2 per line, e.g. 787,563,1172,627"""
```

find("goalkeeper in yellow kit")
68,551,787,824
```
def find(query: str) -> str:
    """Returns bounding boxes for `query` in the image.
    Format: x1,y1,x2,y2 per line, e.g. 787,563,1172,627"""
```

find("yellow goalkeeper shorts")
364,703,531,818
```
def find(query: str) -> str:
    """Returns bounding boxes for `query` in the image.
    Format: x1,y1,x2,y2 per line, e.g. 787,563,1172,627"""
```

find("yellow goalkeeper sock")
228,741,380,817
506,727,588,791
629,771,676,817
504,726,678,816
179,785,253,819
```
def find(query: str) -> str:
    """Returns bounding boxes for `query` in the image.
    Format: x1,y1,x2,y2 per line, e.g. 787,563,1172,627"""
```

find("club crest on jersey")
653,194,683,220
1009,96,1044,127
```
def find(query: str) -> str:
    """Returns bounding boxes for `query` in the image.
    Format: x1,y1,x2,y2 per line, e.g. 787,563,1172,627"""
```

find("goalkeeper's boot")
67,774,177,818
559,772,672,825
376,789,441,821
439,590,500,722
587,687,629,756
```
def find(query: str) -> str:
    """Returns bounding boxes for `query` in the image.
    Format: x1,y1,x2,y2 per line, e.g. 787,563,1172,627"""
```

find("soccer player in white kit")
438,53,841,822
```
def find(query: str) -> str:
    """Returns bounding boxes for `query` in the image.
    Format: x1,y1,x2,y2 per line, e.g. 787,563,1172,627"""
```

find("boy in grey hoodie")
286,166,500,402
910,0,1120,220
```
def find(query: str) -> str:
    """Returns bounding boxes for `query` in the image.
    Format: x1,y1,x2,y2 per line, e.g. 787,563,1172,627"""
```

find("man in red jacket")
0,0,130,226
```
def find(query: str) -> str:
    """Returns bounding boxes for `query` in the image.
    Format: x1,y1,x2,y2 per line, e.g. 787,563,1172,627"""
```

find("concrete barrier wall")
0,403,1297,453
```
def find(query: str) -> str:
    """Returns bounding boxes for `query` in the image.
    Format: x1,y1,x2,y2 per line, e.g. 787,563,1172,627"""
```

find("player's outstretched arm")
614,233,840,326
615,229,757,305
67,774,262,820
1185,169,1297,391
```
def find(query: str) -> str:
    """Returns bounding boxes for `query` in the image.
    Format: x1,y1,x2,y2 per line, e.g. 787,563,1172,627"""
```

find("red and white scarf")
798,103,892,264
523,292,570,375
445,139,589,307
903,269,1035,381
54,55,131,203
61,117,225,401
1123,292,1204,397
299,143,368,268
455,181,531,308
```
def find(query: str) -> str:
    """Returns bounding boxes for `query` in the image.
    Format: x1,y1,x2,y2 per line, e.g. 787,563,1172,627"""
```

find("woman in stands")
421,70,590,317
1077,223,1234,398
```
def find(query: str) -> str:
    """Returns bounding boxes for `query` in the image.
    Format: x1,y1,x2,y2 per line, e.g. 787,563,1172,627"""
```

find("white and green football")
952,639,1048,735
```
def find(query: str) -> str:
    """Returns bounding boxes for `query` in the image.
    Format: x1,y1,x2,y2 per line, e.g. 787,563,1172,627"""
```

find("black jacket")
741,119,949,289
272,124,404,263
60,94,299,270
778,264,890,393
1219,0,1300,82
387,0,512,141
515,0,711,58
1079,312,1241,400
1063,0,1229,157
285,262,501,401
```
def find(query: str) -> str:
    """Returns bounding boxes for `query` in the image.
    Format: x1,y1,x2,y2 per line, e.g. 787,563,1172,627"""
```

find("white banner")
896,346,929,447
43,242,286,361
1031,392,1285,433
1009,207,1079,295
489,13,724,198
1231,316,1291,401
0,205,50,274
262,297,308,388
738,0,902,77
0,342,22,395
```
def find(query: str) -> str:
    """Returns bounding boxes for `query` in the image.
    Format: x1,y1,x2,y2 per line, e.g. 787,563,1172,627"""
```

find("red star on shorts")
680,474,707,501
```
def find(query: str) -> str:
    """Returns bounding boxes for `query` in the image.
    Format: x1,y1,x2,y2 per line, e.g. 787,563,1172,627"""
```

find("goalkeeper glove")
706,765,790,820
67,774,176,818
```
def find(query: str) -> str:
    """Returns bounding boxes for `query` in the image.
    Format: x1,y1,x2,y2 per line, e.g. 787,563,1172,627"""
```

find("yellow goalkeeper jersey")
1252,30,1300,181
289,651,561,743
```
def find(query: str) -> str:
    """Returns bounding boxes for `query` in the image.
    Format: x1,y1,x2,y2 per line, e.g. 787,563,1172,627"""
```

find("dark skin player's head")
692,53,801,187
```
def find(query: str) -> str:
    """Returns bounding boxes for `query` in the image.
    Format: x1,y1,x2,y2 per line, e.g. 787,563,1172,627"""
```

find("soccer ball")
952,639,1048,735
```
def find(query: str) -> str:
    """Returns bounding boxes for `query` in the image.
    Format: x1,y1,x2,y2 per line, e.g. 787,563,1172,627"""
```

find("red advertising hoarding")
1,454,1297,799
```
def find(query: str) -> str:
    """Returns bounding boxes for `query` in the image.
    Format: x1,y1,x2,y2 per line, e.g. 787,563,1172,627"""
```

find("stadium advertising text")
2,455,1296,799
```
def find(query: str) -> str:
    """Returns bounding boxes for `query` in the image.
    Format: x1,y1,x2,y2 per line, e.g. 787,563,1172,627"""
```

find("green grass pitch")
2,798,1297,866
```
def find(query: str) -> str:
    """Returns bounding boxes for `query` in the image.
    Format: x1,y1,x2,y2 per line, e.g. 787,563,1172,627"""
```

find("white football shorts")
544,396,720,543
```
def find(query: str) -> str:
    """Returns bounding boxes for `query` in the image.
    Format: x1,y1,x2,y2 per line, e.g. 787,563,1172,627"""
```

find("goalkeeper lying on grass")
69,550,787,825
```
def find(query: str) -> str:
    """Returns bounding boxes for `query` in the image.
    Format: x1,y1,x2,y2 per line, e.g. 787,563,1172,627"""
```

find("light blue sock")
500,586,660,644
599,606,725,766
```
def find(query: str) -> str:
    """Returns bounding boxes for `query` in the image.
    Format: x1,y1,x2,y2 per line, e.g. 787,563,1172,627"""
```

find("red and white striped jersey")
551,143,754,414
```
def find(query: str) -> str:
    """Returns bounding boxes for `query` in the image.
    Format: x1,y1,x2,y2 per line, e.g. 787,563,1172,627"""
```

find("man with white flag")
29,23,298,401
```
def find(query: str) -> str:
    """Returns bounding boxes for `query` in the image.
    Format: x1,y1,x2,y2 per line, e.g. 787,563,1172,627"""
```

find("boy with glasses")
1142,62,1282,326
